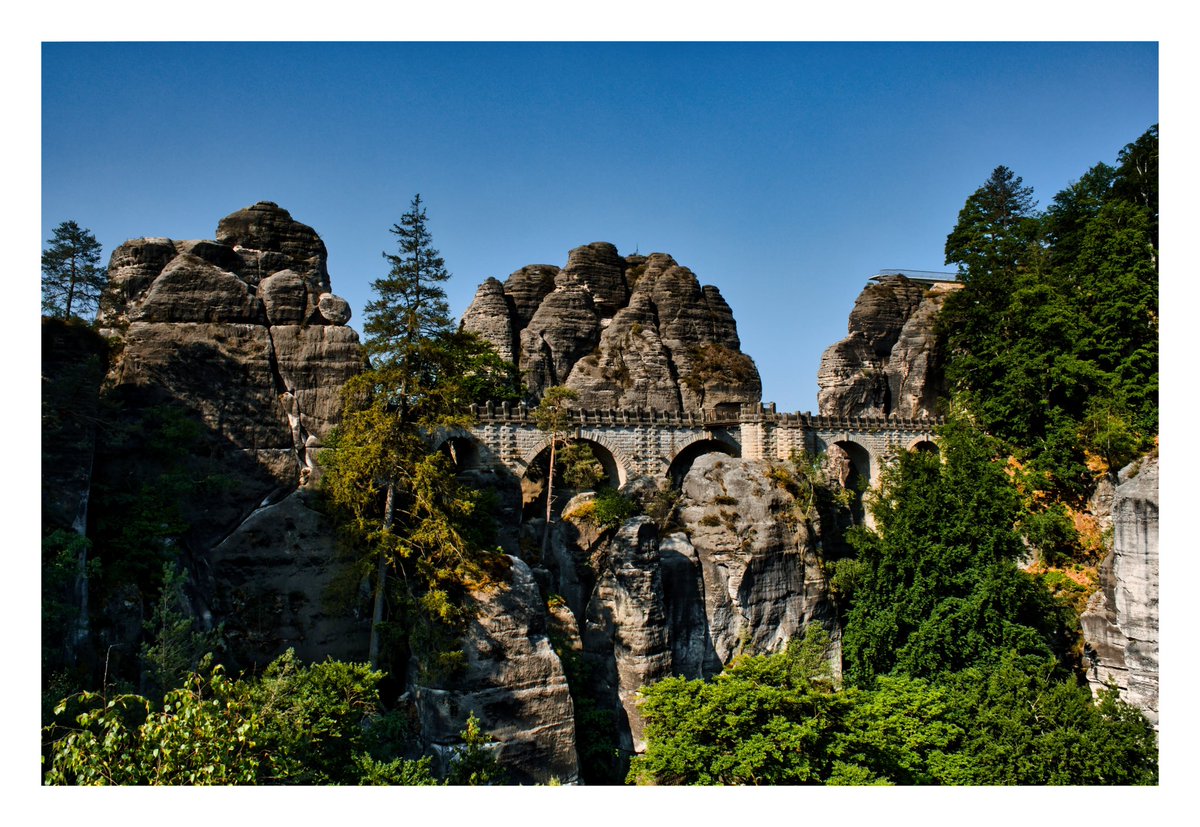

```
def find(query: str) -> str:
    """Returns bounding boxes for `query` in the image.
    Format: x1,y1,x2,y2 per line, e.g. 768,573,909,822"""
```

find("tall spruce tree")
42,220,106,321
944,165,1039,291
322,194,479,668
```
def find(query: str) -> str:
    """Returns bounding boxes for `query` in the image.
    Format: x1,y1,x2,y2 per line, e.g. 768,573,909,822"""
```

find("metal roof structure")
870,268,959,286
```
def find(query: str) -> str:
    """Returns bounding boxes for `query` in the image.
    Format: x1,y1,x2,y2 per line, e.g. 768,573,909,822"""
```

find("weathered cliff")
817,275,954,418
412,556,579,785
1081,455,1159,725
539,454,839,772
461,244,761,417
94,202,365,668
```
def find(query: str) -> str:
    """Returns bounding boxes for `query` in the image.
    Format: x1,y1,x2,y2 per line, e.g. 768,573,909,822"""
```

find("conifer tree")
42,220,106,321
322,195,499,669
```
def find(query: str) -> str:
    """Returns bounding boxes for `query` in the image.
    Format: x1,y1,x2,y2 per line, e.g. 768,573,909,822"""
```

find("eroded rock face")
461,244,760,416
817,275,954,418
539,457,838,764
411,556,579,785
1081,455,1159,726
580,517,674,754
98,202,360,531
203,489,370,671
95,203,362,666
678,453,838,665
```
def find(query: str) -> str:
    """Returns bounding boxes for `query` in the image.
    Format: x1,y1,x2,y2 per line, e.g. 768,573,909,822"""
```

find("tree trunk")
368,480,397,669
540,436,557,558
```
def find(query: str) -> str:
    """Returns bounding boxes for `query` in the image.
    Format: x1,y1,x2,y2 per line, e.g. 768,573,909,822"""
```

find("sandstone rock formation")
677,454,838,666
202,489,370,671
1081,455,1159,726
98,202,361,550
817,275,954,418
538,454,839,768
412,556,579,785
95,202,365,668
461,244,761,417
580,517,675,755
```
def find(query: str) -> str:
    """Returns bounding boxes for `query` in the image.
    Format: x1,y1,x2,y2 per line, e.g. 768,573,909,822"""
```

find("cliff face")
95,202,366,666
537,455,838,771
817,275,953,418
1081,455,1159,725
461,244,761,417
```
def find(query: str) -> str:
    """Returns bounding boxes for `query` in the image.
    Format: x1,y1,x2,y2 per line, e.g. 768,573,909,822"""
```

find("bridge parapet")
467,401,739,428
460,401,943,487
468,401,942,433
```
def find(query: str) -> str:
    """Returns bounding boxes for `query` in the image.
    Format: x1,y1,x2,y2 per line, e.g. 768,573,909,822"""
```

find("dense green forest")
630,125,1159,785
41,127,1158,785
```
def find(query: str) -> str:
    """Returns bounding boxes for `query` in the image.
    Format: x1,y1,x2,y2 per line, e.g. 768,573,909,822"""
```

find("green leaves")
43,651,442,786
938,127,1158,503
631,638,1157,786
843,420,1066,685
42,220,106,321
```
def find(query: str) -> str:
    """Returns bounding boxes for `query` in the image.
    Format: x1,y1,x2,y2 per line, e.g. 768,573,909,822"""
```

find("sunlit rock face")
411,556,580,786
461,244,761,417
817,274,954,419
1081,455,1159,726
677,454,838,667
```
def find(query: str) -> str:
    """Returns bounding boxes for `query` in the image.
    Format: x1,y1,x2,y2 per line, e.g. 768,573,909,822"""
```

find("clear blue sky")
42,42,1158,412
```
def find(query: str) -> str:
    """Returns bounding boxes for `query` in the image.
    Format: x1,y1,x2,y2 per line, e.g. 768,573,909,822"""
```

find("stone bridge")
437,401,941,490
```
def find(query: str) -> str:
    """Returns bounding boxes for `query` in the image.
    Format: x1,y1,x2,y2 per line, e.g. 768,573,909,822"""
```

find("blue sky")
41,42,1158,412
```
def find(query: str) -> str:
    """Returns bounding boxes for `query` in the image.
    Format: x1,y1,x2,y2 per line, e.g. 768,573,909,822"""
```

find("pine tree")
944,165,1039,289
322,195,499,669
42,220,106,321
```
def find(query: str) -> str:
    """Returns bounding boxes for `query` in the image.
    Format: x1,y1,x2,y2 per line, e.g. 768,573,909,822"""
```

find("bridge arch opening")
826,440,871,524
521,437,623,521
668,438,740,487
438,435,483,473
908,438,938,456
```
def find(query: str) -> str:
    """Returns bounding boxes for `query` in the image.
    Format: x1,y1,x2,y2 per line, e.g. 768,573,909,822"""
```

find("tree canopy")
320,194,510,674
42,220,106,321
938,126,1158,501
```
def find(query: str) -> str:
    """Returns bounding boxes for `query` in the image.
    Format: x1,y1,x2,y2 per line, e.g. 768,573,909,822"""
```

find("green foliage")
139,562,222,699
936,653,1157,784
44,664,266,785
446,712,507,785
629,626,845,785
590,488,640,528
1019,502,1080,568
632,631,1157,786
320,194,508,672
842,419,1071,685
533,385,578,434
939,127,1158,503
559,440,605,490
42,220,106,320
944,165,1039,289
44,651,440,786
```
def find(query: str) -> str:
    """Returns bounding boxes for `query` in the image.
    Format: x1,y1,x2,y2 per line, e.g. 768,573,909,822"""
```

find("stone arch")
826,439,872,487
431,428,486,473
827,439,872,526
667,435,741,487
907,437,939,455
519,435,628,522
519,432,633,489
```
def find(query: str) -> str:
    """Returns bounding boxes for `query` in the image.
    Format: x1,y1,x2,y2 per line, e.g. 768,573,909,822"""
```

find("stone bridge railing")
453,402,942,487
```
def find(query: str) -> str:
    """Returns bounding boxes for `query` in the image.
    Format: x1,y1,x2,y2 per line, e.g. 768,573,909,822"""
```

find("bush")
591,488,639,528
